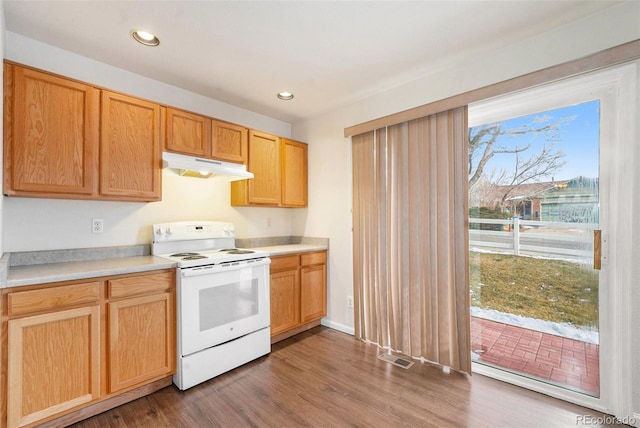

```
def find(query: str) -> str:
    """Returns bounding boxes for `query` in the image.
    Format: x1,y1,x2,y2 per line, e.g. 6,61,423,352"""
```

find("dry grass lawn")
469,251,599,328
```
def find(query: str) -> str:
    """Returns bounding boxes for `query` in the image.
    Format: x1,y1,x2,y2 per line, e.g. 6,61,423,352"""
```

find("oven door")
178,258,270,356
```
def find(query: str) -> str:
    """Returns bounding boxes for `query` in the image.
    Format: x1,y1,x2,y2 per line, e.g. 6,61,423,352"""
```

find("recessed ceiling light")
277,91,294,100
131,29,160,47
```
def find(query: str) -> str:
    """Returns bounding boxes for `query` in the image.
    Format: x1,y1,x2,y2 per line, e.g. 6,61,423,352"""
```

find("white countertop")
5,256,176,288
4,244,328,289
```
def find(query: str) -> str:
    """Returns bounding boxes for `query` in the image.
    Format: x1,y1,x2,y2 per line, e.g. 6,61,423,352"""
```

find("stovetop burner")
221,249,255,255
181,255,208,260
152,221,269,268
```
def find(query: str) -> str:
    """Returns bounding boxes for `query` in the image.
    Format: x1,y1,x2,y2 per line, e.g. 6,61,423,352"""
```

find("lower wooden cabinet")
301,264,327,323
107,271,175,393
270,250,326,343
1,270,175,428
270,266,300,336
7,303,101,428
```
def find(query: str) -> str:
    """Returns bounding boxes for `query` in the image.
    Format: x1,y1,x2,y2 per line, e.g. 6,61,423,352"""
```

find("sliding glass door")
468,98,601,396
466,64,638,412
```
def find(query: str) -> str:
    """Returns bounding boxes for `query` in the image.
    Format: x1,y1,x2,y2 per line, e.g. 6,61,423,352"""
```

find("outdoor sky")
471,99,600,182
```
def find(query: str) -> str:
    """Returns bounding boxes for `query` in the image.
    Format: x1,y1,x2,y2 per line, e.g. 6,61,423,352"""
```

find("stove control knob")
155,227,163,236
166,227,172,235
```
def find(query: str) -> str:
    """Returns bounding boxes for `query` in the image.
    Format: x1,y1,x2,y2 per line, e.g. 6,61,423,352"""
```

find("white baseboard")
321,318,354,336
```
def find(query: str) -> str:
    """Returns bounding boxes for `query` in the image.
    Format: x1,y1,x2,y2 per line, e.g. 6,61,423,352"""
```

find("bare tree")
469,116,571,208
496,144,567,207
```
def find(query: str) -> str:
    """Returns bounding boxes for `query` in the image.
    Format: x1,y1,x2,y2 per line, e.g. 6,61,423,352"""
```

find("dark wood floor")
71,326,621,427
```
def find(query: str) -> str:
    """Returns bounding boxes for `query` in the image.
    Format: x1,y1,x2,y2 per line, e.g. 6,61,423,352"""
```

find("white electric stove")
151,221,271,390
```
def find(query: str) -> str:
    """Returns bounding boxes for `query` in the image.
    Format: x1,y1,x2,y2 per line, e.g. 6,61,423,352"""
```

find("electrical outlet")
92,218,104,234
347,296,354,308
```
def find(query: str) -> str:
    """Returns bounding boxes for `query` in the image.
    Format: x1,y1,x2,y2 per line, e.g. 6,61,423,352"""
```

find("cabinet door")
100,91,162,201
5,64,99,196
300,264,327,323
108,292,175,392
7,306,101,428
270,269,300,336
211,120,248,164
247,130,281,205
281,138,308,207
165,108,211,157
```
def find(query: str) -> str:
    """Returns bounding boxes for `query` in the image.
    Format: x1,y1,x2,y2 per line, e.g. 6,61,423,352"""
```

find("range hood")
162,152,254,181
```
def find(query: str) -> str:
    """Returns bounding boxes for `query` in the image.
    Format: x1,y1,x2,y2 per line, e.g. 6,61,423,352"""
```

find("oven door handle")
181,265,219,277
181,257,270,277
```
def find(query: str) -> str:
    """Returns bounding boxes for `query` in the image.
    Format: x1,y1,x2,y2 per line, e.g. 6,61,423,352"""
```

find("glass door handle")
594,229,602,270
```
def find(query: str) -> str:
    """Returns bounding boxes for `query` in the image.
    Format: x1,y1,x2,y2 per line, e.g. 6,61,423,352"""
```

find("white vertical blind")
352,107,471,373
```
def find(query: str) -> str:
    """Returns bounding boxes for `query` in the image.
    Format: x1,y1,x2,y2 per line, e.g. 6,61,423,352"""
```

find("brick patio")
470,316,600,396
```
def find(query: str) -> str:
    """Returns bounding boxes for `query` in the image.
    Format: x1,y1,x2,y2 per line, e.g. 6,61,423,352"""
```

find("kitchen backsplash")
236,236,329,249
8,245,150,267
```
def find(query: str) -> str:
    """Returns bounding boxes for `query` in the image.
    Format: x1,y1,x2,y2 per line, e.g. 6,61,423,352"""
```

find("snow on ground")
469,246,585,264
471,306,599,344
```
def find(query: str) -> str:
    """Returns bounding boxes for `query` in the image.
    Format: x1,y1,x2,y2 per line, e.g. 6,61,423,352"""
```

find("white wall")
2,32,295,252
291,0,640,419
291,114,353,333
3,172,295,251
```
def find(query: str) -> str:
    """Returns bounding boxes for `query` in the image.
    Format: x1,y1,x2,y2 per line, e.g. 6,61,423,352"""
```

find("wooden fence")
469,218,598,261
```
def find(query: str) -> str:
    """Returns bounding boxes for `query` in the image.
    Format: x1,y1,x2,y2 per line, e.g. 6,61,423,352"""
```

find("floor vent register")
377,353,414,369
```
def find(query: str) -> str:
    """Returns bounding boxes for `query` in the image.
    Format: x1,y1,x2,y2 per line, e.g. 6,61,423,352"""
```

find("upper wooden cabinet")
231,132,308,207
3,62,306,205
164,108,248,164
3,63,100,197
247,130,281,205
3,63,162,202
165,107,211,158
100,91,162,201
281,138,308,207
211,120,248,164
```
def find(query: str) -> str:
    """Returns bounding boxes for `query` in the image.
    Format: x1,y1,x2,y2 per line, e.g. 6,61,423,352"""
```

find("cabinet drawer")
108,271,174,299
301,251,326,267
270,255,299,273
7,282,101,318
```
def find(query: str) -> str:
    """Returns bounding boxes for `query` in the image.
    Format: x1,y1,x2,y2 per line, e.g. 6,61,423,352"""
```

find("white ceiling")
2,1,620,123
